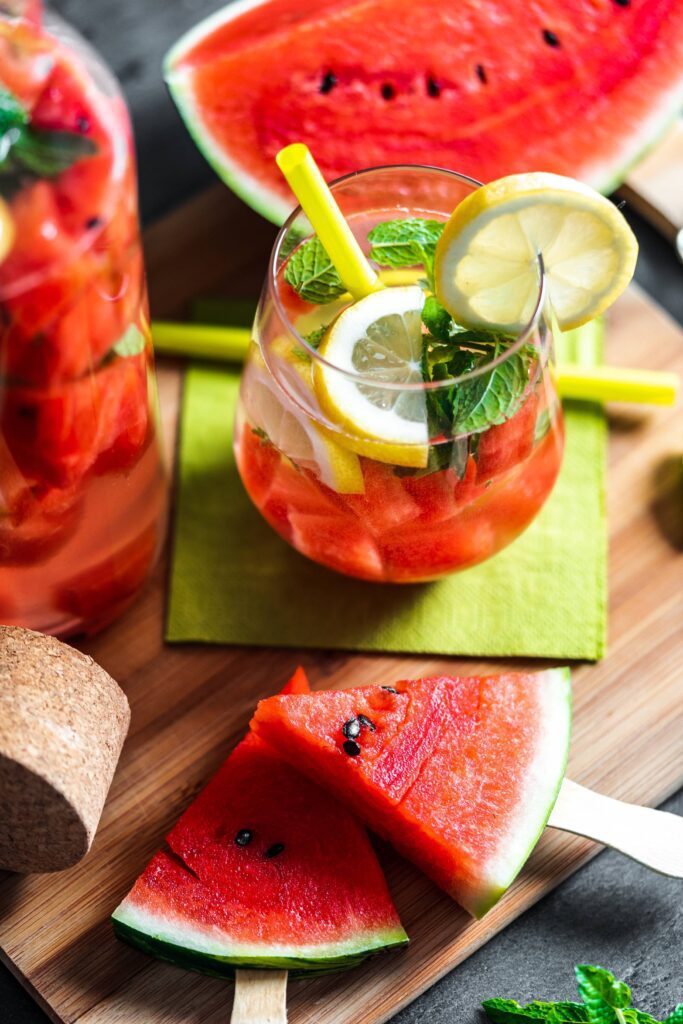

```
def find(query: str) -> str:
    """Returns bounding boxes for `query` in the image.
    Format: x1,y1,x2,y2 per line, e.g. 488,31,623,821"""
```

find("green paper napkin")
166,322,606,660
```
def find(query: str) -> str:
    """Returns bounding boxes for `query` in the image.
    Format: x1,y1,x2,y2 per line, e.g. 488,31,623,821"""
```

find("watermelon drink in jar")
0,3,167,634
234,165,565,583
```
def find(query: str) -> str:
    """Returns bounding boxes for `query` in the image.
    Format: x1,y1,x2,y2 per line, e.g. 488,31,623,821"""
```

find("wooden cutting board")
0,185,682,1024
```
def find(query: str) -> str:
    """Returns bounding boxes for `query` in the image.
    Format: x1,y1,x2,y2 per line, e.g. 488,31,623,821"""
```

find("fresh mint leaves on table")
483,965,683,1024
0,86,97,199
284,218,534,479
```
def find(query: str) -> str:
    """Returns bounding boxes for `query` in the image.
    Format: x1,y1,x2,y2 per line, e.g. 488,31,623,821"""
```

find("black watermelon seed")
381,82,396,100
319,71,337,94
613,0,630,5
342,717,361,739
77,116,91,133
85,216,102,230
381,686,398,694
542,28,560,47
475,63,487,84
426,76,441,97
357,714,376,732
343,739,361,757
235,829,254,846
265,842,285,859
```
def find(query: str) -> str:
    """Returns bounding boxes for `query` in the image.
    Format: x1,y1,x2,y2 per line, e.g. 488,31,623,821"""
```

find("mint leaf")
575,966,633,1024
422,295,452,342
303,324,328,349
283,236,345,304
367,217,443,288
113,324,146,358
484,966,675,1024
483,998,589,1024
13,127,96,177
0,86,28,133
0,86,97,199
450,342,530,434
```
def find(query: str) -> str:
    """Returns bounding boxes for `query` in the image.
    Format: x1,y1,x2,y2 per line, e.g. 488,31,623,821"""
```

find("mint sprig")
0,86,97,199
483,965,682,1024
367,217,443,289
283,236,345,304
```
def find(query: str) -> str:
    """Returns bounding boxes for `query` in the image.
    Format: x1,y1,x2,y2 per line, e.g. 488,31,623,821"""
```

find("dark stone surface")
1,3,681,1022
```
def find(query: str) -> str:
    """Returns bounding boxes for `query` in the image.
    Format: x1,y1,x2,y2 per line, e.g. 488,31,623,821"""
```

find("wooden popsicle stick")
230,970,288,1024
548,779,683,876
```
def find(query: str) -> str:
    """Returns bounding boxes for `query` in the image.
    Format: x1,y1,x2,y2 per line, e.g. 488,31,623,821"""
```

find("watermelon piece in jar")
56,518,159,627
2,351,150,487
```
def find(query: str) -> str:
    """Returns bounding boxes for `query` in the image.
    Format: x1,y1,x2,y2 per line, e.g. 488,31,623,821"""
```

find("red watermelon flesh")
165,0,683,223
112,669,407,975
252,670,572,917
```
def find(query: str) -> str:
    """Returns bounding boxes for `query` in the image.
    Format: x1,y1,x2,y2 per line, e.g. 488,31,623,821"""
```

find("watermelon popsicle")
251,671,683,918
112,668,408,978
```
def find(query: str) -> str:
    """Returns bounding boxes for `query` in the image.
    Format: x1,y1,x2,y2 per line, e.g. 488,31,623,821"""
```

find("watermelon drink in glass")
0,5,167,634
234,165,564,583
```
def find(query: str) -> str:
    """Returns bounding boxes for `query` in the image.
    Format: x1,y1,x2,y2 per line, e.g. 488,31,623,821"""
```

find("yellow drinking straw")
275,143,382,300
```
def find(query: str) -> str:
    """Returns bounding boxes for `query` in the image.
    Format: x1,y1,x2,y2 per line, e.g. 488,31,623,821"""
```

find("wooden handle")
548,779,683,876
230,970,288,1024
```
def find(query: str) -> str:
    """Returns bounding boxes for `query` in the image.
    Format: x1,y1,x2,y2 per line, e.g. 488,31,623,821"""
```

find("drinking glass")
234,165,564,583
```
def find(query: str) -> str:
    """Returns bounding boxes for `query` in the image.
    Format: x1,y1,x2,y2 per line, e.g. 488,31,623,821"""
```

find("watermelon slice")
252,670,572,917
165,0,683,223
112,668,407,976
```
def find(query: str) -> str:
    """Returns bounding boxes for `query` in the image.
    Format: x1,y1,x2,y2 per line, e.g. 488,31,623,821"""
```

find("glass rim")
268,162,547,393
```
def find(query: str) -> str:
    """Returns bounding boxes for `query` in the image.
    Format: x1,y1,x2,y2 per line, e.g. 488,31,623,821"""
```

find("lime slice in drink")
314,285,429,469
434,172,638,332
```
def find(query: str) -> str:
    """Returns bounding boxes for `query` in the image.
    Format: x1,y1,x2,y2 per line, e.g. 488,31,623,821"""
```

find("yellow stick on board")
275,143,381,300
152,322,679,408
557,363,679,406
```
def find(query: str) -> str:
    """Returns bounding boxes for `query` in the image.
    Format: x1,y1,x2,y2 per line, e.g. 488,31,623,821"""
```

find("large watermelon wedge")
165,0,683,224
252,669,572,918
112,668,407,976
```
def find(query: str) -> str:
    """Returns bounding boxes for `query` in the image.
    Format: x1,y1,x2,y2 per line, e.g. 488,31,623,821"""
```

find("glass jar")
234,166,564,583
0,5,167,634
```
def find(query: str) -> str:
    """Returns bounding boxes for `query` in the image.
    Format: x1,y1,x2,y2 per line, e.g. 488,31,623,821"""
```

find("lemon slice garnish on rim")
434,172,638,332
242,345,364,494
313,285,429,469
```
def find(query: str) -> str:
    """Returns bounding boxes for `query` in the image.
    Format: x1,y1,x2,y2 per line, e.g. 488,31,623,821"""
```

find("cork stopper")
0,626,130,873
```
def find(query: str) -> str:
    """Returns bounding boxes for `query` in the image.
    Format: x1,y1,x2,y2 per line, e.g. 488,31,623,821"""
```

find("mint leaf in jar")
0,86,97,199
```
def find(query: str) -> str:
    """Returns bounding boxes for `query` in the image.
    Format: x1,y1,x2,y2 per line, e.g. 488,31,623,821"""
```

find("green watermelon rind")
164,0,683,225
164,0,294,225
468,667,573,918
111,908,408,978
